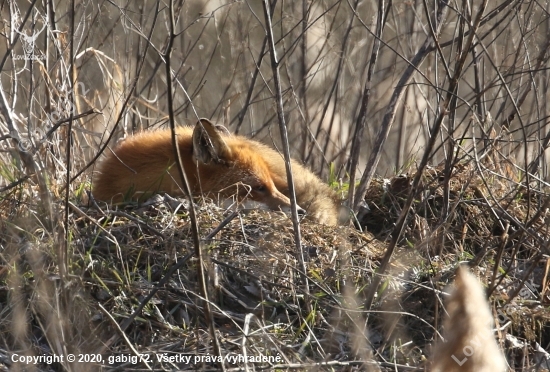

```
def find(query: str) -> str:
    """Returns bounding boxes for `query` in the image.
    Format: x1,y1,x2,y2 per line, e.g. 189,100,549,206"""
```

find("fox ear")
192,118,232,164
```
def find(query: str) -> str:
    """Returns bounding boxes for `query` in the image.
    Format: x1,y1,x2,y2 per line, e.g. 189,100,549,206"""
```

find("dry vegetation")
0,0,549,371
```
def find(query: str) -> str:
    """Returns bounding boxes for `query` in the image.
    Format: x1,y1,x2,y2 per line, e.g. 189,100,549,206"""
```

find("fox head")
191,119,304,215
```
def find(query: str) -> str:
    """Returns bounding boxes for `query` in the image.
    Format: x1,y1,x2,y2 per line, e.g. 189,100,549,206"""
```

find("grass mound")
1,165,548,370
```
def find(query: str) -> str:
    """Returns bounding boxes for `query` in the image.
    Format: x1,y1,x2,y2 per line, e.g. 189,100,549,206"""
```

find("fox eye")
254,185,267,193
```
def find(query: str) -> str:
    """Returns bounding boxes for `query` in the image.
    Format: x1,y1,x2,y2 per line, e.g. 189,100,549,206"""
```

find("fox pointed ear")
192,118,232,164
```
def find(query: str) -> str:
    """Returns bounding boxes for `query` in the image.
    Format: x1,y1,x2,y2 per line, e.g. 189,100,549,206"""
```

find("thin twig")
165,1,225,369
347,0,390,211
65,4,158,188
353,0,451,211
261,0,310,313
363,0,487,311
97,303,153,370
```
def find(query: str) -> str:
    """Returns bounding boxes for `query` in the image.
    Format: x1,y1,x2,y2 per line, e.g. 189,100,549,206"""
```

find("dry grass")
1,0,550,371
1,163,549,370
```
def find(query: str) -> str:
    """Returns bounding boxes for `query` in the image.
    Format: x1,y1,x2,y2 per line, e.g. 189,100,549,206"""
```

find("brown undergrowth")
0,163,549,371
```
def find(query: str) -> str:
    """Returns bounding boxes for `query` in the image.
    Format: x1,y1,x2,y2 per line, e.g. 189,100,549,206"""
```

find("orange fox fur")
432,266,507,372
93,119,340,225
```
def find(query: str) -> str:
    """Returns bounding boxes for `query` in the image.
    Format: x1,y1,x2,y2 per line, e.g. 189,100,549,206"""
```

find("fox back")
93,119,340,225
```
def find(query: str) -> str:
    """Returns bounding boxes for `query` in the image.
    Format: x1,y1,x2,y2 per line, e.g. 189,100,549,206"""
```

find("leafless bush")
0,0,549,370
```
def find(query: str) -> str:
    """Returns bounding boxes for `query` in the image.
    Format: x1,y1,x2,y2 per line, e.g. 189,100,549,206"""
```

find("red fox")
93,119,340,225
